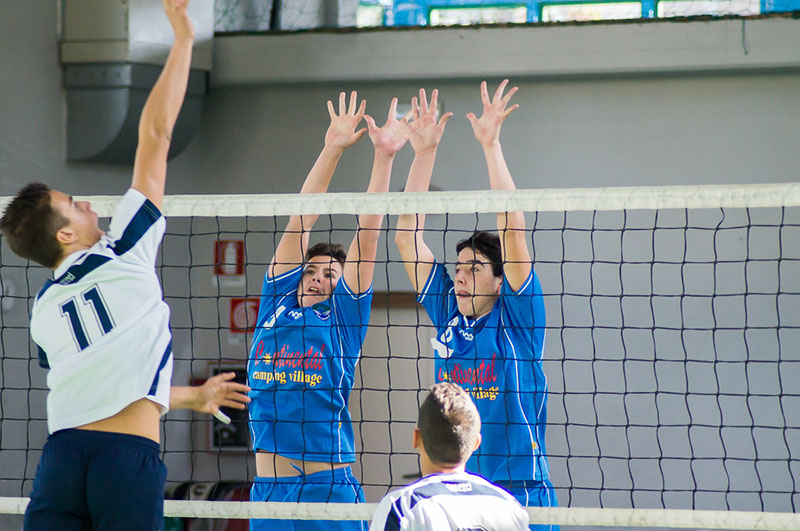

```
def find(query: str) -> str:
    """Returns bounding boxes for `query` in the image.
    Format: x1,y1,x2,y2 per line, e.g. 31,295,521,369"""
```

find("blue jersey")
248,266,372,462
418,262,549,482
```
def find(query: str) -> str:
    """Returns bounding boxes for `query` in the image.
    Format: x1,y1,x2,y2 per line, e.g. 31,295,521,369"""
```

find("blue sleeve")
105,188,165,265
36,345,49,369
332,278,373,370
500,269,546,361
256,266,302,328
416,262,457,333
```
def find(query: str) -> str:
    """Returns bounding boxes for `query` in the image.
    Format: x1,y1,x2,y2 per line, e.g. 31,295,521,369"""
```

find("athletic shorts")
498,478,559,531
24,429,166,531
249,466,367,531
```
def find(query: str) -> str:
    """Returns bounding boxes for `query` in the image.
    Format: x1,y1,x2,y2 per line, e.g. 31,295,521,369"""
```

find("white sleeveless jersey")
370,471,530,531
30,189,173,434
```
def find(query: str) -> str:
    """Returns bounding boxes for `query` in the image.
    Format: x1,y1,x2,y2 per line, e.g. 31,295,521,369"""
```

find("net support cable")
1,498,800,529
2,183,798,217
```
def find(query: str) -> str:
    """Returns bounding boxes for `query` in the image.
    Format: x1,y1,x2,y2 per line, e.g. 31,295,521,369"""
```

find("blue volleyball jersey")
248,266,372,462
418,262,550,482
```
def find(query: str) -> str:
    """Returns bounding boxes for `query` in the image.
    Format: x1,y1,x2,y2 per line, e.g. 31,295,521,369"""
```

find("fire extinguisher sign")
214,240,246,288
214,240,245,276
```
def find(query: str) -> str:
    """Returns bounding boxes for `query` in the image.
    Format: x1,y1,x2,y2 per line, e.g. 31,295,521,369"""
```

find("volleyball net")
1,182,799,528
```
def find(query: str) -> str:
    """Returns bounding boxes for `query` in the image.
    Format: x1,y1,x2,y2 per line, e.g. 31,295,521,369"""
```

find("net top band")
2,183,798,218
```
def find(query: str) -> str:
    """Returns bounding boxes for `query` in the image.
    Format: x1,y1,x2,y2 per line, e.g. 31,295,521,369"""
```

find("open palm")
467,79,519,147
324,91,368,150
408,88,453,153
365,98,410,157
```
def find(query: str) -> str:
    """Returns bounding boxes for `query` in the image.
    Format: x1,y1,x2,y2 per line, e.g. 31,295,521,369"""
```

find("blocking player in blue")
247,95,410,531
394,81,558,530
0,2,250,530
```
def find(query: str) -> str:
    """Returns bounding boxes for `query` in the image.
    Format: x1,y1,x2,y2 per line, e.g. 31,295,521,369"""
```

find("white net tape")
1,497,800,528
2,183,799,218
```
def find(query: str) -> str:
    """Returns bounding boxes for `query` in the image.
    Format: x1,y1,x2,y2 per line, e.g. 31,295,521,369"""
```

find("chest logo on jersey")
312,303,331,321
437,354,499,401
288,310,303,320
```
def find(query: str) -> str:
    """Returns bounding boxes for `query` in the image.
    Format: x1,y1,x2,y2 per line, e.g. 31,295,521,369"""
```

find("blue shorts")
249,466,367,531
24,429,166,531
498,478,559,531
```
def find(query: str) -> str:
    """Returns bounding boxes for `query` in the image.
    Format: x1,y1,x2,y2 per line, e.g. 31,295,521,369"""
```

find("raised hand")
466,79,519,148
364,98,411,157
324,91,368,150
408,88,453,154
163,0,195,41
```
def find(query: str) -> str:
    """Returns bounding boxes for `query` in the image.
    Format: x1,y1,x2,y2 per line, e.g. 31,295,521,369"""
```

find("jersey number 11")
59,285,115,351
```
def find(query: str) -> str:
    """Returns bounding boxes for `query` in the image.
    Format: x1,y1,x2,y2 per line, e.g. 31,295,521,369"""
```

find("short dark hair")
0,183,67,269
305,242,347,267
418,382,481,466
455,231,503,277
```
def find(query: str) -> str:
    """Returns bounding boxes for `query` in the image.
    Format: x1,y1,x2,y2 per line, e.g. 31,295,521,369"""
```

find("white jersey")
370,471,530,531
30,188,173,434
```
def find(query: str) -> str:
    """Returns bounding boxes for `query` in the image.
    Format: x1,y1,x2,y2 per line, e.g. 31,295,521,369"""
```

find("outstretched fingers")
354,98,367,121
438,111,454,128
338,91,347,116
419,88,429,116
500,85,518,109
387,97,399,122
347,90,358,116
502,104,520,120
364,114,378,132
480,80,491,108
493,79,510,105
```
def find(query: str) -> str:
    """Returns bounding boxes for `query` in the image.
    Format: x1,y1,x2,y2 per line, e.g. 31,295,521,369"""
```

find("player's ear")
472,433,482,452
56,225,78,246
412,427,422,450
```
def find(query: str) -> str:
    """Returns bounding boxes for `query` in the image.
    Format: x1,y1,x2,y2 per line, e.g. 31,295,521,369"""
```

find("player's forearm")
356,152,393,233
405,149,437,193
138,37,194,142
483,143,526,232
300,145,344,194
395,149,436,239
287,146,346,239
169,386,201,411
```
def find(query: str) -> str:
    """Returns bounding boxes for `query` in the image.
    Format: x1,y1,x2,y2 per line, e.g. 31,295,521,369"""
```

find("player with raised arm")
394,81,557,530
247,96,409,531
370,382,530,530
0,2,250,529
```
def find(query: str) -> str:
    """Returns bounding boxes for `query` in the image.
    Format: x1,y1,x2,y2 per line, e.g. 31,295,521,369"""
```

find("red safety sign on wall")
230,298,259,333
214,240,245,277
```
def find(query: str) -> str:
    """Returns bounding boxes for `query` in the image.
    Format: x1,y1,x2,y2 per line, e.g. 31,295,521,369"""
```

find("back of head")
456,231,503,277
0,183,66,269
305,241,347,267
418,382,481,466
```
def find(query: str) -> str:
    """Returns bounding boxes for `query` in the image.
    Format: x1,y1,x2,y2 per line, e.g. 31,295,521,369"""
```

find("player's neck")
53,244,92,271
420,453,467,477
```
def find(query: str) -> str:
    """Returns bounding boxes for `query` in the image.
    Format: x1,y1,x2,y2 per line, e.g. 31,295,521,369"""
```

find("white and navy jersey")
30,189,173,434
248,266,372,462
370,471,530,531
418,262,550,483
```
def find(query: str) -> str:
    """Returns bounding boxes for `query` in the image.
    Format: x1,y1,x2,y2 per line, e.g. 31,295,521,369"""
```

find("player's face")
49,190,104,249
454,247,502,319
297,255,343,308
